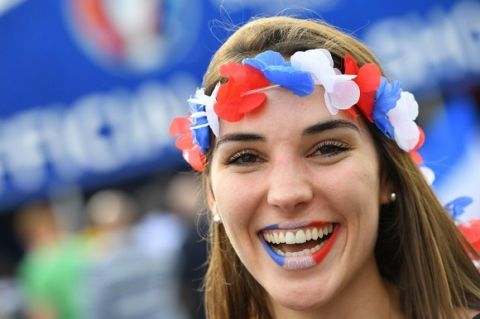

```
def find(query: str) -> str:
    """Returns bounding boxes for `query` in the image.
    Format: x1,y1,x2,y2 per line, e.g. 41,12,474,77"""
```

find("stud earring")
213,213,222,224
390,192,397,203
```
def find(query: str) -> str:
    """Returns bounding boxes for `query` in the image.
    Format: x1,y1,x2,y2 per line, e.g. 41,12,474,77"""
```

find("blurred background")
0,0,479,318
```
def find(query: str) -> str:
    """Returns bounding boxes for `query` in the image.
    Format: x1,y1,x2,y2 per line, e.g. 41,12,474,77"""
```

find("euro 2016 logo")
64,0,201,74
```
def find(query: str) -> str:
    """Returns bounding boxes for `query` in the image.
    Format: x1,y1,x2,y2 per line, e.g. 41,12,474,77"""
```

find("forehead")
218,86,362,139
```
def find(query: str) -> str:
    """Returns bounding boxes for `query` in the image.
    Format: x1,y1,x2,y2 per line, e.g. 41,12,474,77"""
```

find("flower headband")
169,48,433,182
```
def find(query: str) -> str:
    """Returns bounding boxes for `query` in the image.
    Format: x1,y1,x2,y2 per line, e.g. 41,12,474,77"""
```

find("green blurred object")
18,236,89,319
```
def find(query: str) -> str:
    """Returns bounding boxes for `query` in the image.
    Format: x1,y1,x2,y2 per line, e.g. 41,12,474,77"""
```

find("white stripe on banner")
0,0,26,16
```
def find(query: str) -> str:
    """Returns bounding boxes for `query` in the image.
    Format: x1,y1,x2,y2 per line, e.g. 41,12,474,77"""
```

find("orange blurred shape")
72,0,123,56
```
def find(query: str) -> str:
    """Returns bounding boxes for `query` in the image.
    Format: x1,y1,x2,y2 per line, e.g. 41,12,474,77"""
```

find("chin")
268,285,330,312
273,296,324,313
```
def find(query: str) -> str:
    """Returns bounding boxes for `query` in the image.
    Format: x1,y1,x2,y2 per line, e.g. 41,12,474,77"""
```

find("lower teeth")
273,241,325,257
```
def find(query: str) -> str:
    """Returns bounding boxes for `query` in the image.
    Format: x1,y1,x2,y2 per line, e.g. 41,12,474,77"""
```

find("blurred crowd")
0,173,207,319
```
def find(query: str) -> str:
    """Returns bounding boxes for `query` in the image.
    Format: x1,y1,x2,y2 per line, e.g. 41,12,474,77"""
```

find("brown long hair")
201,16,480,319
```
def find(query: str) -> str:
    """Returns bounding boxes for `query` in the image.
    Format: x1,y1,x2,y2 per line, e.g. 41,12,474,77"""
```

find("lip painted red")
313,225,339,264
309,221,332,228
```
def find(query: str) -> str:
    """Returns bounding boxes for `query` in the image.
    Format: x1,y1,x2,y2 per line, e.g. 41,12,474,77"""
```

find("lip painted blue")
261,223,279,231
261,240,285,266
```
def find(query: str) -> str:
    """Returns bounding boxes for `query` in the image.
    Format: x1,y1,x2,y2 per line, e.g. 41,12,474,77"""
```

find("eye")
226,149,262,166
310,140,351,157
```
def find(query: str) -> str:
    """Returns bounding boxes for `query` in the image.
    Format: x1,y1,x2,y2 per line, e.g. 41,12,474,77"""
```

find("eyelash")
226,149,262,166
310,140,351,157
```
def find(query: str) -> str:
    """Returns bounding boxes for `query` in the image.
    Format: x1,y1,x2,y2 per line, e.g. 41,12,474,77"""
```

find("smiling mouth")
259,222,339,270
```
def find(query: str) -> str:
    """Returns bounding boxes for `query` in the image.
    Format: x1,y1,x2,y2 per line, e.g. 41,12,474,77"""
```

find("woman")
170,16,480,319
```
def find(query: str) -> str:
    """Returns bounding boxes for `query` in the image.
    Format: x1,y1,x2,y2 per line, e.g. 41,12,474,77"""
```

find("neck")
271,257,404,319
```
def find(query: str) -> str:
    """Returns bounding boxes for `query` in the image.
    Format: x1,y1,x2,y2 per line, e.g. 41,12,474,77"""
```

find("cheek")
318,159,381,222
212,178,262,267
211,174,260,235
316,163,382,271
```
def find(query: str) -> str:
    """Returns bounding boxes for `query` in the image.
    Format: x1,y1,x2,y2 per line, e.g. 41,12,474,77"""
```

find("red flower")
458,220,480,253
344,55,382,122
182,147,205,172
415,126,425,150
214,63,270,122
410,126,425,164
410,151,423,164
169,117,205,171
170,117,193,150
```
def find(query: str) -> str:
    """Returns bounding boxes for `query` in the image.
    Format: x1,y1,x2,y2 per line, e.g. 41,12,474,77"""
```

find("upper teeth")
262,224,334,245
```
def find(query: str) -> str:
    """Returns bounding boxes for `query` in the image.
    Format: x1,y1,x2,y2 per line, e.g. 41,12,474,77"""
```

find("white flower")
387,91,420,151
187,83,220,136
419,165,435,185
290,49,360,115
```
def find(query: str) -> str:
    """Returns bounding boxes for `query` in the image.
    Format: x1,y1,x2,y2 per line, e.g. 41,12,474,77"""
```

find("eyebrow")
303,119,359,135
215,119,359,148
216,133,264,148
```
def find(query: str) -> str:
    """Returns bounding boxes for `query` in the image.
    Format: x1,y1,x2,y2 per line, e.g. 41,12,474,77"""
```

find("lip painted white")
284,255,316,270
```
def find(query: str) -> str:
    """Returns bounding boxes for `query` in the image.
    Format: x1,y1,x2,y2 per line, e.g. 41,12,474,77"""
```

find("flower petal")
263,66,314,96
374,79,401,114
410,150,423,164
328,79,360,110
238,93,267,113
183,148,205,172
414,126,425,150
419,165,435,185
356,64,382,92
191,125,210,154
445,196,474,219
458,220,480,253
392,120,420,151
243,50,285,70
244,50,315,96
357,92,376,122
373,111,395,138
216,63,269,122
215,98,246,122
176,133,194,150
291,49,359,114
290,49,336,85
388,92,418,122
458,220,480,244
206,108,219,139
344,54,359,75
169,117,191,136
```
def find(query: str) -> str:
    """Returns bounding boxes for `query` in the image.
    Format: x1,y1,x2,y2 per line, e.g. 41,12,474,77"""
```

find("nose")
267,159,313,213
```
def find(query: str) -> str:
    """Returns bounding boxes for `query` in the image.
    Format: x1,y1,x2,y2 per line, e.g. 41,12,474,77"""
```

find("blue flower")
445,196,473,220
189,103,210,154
243,50,314,96
372,77,401,139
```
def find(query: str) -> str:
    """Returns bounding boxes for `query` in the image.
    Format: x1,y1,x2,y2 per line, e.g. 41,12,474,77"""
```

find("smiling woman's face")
208,87,391,313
